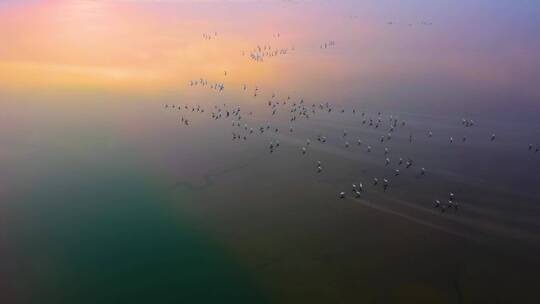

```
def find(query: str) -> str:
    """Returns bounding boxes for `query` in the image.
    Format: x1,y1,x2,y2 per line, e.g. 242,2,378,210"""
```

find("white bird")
383,179,389,191
302,147,306,154
406,160,413,168
339,192,345,199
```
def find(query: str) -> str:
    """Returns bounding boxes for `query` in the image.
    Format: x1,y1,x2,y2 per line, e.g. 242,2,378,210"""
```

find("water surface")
1,1,540,303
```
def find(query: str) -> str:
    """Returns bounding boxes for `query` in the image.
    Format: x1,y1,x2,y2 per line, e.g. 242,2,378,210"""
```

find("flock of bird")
189,78,225,93
243,44,294,63
166,74,539,215
320,40,336,49
167,30,539,217
386,21,434,26
202,32,218,40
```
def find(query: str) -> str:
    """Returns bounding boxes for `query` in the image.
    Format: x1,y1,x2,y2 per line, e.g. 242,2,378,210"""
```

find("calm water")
1,1,540,303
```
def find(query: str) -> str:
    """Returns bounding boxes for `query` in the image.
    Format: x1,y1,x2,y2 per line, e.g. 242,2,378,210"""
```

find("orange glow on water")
0,1,289,91
1,0,538,108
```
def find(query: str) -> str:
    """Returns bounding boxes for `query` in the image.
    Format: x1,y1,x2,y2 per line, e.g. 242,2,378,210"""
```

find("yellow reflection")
0,0,281,92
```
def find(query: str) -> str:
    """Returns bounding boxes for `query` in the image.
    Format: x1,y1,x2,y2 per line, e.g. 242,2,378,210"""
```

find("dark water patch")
7,165,268,304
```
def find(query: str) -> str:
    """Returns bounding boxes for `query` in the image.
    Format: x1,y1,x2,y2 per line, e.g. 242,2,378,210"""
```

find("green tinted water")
4,109,268,304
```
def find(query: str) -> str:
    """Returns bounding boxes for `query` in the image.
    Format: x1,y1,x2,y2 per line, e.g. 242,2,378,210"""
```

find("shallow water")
1,1,540,303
